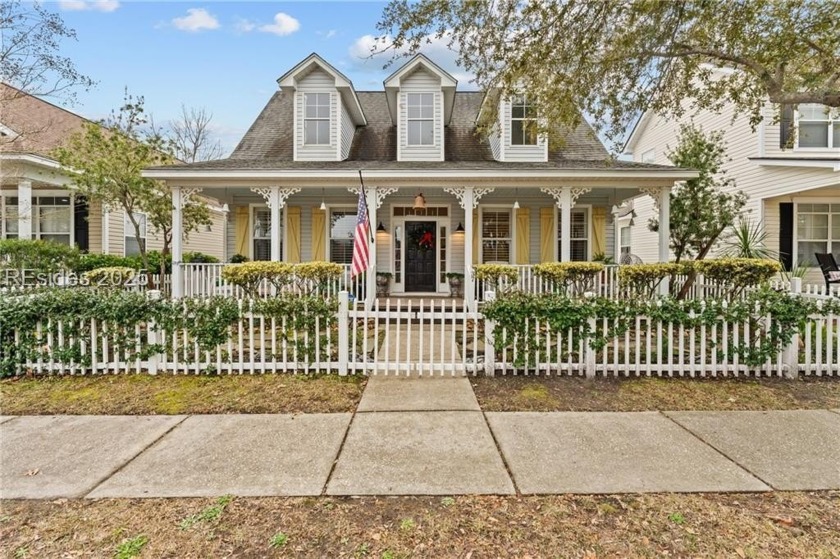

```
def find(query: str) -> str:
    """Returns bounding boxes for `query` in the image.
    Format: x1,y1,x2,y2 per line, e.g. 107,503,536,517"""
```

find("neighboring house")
144,53,695,305
624,90,840,284
0,83,226,259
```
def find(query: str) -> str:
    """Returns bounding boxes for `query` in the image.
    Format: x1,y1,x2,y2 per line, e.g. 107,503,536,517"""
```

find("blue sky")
42,0,473,154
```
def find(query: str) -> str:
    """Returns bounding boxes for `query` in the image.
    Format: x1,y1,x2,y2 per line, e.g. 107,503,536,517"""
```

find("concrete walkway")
2,377,839,499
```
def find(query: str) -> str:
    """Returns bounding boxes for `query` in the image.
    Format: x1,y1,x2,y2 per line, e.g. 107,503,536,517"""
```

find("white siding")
628,102,840,267
398,68,444,161
295,68,339,161
500,99,547,162
488,123,501,160
340,101,355,160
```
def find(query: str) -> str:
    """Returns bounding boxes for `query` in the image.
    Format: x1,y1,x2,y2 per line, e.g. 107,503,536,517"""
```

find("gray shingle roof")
155,90,677,172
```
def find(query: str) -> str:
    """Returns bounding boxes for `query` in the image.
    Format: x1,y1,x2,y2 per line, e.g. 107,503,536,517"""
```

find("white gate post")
585,317,597,378
146,289,162,375
483,290,496,377
783,277,802,379
338,290,349,376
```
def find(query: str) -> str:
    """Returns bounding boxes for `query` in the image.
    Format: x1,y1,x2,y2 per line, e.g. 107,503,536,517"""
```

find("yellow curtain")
540,207,555,262
592,207,607,256
472,213,479,265
286,206,301,263
516,208,530,264
311,207,326,261
234,206,249,258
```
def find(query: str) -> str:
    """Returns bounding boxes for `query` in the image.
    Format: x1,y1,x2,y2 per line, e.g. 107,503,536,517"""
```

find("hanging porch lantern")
413,192,426,210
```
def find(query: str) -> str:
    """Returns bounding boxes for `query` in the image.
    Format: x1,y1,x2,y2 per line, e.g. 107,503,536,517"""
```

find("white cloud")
234,18,256,33
347,33,476,88
58,0,120,12
321,29,338,39
172,8,220,32
258,12,300,36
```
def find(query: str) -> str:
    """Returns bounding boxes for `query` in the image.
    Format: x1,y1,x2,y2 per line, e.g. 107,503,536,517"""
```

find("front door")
404,221,437,292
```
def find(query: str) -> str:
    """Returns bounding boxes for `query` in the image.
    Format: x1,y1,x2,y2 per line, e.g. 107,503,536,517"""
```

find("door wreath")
409,226,435,252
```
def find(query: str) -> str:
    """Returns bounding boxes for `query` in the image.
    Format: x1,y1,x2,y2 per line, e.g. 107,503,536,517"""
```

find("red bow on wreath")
419,231,434,249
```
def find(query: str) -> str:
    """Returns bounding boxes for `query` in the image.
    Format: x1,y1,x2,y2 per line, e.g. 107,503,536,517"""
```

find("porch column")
17,180,32,240
559,187,572,262
463,186,475,310
270,186,282,262
365,185,377,306
658,186,671,296
171,185,184,298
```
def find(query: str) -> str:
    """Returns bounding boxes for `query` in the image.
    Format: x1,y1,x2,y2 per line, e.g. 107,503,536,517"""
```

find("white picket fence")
8,287,840,378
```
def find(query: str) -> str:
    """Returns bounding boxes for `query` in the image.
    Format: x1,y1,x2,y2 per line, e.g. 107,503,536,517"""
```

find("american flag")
350,186,371,278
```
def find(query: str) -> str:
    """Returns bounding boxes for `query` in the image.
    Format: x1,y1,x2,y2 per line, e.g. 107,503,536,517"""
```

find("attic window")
406,93,434,146
304,93,331,145
511,96,538,146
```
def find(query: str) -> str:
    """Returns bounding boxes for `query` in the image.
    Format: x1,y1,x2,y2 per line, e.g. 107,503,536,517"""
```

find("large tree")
0,0,94,104
54,93,210,278
377,0,840,148
165,105,225,163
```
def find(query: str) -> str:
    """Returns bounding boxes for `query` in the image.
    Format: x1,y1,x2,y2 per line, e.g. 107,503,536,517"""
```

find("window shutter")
779,104,794,149
515,208,530,264
779,203,794,271
73,196,89,252
311,207,326,261
592,207,607,256
234,206,249,258
540,207,555,263
286,206,301,263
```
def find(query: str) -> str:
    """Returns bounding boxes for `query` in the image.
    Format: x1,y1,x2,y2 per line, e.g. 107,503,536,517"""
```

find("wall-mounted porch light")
376,221,387,233
455,222,464,233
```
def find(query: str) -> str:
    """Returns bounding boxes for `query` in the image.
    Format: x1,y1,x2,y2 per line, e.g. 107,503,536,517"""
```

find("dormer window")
511,96,537,146
304,93,331,145
797,104,840,149
407,93,434,146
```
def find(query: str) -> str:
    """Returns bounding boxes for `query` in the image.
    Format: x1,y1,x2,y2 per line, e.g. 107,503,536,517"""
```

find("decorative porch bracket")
346,186,399,209
540,186,591,208
443,187,494,209
639,186,662,211
250,187,301,209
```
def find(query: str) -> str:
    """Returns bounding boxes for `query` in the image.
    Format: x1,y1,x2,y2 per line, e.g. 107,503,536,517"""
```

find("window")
510,96,537,145
797,104,840,149
330,209,357,264
796,203,840,267
252,207,282,261
620,226,632,257
557,209,589,261
1,196,19,239
304,93,331,145
37,196,72,245
481,210,512,263
124,212,147,257
406,93,434,146
641,149,655,163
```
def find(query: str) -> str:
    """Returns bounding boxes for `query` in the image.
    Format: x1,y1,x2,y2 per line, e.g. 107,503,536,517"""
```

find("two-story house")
624,91,840,285
0,83,226,260
144,53,695,306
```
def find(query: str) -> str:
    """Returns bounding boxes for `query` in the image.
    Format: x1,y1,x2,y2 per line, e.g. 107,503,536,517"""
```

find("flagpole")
358,169,374,244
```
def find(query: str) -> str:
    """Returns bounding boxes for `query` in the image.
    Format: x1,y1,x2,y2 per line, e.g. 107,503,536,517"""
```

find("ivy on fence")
481,289,835,368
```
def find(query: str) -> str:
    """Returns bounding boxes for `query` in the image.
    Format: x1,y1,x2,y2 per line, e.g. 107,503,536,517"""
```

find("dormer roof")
277,53,367,126
383,53,458,125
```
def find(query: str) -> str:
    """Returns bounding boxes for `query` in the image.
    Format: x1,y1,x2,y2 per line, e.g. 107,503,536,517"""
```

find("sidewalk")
1,379,839,499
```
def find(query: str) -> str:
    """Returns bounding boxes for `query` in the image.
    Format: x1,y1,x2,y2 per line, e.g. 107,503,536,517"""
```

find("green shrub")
534,262,604,297
75,253,138,273
618,263,681,299
221,261,294,296
82,267,137,289
473,264,518,293
184,251,220,264
695,258,781,298
229,254,249,263
0,239,80,272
